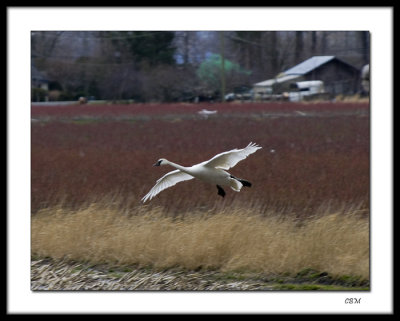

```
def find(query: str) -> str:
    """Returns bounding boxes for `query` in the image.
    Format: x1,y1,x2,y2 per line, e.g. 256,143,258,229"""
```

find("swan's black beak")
153,160,162,166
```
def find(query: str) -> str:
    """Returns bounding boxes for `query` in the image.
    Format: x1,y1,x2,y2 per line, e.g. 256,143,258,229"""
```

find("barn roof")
253,74,300,87
283,56,335,75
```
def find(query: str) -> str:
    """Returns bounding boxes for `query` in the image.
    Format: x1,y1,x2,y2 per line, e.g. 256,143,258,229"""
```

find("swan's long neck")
164,160,190,173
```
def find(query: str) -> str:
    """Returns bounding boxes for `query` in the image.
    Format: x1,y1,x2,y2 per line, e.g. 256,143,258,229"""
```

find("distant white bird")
198,109,218,119
141,142,262,202
295,110,307,116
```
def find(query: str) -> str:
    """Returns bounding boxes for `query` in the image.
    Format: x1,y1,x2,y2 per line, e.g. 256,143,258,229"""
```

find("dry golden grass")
334,94,370,103
31,201,369,280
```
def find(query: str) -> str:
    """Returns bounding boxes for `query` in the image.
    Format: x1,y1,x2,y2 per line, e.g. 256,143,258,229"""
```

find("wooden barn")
282,56,361,95
253,56,361,98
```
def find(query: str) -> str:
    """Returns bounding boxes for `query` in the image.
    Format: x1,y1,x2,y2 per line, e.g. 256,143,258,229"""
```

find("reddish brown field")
31,102,370,282
31,102,370,216
32,101,368,118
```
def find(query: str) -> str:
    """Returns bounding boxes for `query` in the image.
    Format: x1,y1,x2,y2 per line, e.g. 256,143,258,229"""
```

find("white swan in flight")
141,142,262,202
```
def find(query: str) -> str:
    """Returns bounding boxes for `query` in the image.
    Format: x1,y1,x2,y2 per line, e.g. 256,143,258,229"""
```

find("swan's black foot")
216,185,225,198
230,175,252,187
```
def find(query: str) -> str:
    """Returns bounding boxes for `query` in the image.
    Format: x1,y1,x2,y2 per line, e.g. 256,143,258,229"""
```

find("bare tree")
359,31,370,65
311,31,317,56
295,31,304,63
32,31,370,102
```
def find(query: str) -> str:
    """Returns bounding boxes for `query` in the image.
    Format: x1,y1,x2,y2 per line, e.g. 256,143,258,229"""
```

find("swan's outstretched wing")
203,142,262,170
142,170,194,203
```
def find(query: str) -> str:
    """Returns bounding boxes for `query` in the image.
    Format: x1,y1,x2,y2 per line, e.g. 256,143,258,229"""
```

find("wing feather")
203,142,262,170
141,170,194,203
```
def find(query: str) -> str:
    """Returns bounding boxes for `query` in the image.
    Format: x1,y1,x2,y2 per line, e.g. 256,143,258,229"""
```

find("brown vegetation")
32,202,369,280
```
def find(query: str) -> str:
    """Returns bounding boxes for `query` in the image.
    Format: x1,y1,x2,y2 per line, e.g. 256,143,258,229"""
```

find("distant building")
360,64,370,96
253,56,361,99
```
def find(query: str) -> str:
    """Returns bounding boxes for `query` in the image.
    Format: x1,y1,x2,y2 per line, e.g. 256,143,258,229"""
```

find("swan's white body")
141,142,262,202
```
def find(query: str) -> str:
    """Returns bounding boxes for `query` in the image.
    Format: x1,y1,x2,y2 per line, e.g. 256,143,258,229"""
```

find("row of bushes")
32,88,90,102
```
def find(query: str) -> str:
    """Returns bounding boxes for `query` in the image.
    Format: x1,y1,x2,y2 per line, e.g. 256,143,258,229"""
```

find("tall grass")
31,201,369,280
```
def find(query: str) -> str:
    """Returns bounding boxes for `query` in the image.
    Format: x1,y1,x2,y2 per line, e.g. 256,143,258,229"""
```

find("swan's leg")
230,175,252,187
216,185,226,197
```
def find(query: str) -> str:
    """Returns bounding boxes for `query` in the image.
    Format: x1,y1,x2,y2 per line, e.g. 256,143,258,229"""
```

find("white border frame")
7,7,393,314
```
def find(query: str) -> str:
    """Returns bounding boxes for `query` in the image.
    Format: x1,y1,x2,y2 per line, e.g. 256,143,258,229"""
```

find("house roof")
283,56,335,75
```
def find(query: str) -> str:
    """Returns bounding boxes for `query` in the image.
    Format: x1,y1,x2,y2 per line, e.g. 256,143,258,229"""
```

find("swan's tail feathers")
238,178,252,187
230,175,251,187
228,177,243,192
216,185,226,198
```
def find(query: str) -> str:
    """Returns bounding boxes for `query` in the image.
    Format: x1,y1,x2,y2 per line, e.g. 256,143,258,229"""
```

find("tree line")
31,31,369,102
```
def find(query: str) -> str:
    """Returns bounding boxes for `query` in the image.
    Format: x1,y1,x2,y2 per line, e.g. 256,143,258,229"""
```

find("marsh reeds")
32,201,369,280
